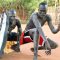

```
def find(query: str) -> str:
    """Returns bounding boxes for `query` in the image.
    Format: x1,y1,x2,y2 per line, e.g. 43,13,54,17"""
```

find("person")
0,9,22,58
23,2,60,60
7,9,22,52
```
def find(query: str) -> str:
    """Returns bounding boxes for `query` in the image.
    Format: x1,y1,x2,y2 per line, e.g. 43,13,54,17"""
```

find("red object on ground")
20,32,44,46
20,32,24,45
39,36,44,46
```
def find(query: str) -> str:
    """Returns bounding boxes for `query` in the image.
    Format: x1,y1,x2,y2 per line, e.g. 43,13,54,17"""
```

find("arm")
32,14,48,42
47,15,60,34
16,19,22,45
32,14,51,54
10,19,22,52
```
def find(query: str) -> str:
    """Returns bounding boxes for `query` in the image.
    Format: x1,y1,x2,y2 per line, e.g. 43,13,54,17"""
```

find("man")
23,2,60,60
0,9,22,58
7,9,22,52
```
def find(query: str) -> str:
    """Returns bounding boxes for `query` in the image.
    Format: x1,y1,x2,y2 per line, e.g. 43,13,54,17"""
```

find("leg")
31,26,51,55
15,33,20,52
7,32,17,41
28,28,39,60
37,26,51,55
33,29,39,60
8,32,20,52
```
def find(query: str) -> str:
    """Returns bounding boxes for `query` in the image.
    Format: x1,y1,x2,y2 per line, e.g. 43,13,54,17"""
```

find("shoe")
11,44,20,52
31,46,44,52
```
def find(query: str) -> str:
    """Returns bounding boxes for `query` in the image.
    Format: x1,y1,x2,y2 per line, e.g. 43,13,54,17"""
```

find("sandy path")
0,24,60,60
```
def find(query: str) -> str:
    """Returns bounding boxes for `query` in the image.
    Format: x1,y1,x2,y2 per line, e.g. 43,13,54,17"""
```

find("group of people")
0,1,60,59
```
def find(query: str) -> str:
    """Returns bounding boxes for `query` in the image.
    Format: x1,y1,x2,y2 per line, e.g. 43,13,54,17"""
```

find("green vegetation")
0,0,60,21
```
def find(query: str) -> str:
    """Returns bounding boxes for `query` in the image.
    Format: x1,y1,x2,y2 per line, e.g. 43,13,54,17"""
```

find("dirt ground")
0,24,60,60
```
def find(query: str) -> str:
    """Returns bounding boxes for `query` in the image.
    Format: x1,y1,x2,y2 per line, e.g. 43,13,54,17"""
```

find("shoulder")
46,14,52,21
15,16,21,23
46,14,51,18
30,12,38,19
16,19,21,28
15,16,20,21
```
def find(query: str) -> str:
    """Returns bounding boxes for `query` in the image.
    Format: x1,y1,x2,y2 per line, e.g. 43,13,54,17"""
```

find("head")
8,9,16,18
38,2,47,16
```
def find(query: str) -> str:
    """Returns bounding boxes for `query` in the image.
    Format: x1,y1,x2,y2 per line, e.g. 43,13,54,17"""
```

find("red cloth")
20,32,24,45
20,32,44,46
39,35,44,46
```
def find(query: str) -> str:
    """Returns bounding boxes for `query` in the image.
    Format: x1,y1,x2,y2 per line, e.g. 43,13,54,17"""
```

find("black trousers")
7,32,17,41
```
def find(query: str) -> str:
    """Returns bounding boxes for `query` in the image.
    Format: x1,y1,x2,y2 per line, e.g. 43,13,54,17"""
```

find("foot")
45,49,51,55
31,46,44,52
47,38,58,49
11,44,20,52
44,40,51,55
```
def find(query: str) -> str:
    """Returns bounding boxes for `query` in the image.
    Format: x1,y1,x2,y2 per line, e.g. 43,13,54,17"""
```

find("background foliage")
0,0,60,21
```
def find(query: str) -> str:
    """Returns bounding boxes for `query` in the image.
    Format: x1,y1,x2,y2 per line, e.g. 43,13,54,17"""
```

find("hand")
44,41,51,55
45,49,51,55
11,44,20,52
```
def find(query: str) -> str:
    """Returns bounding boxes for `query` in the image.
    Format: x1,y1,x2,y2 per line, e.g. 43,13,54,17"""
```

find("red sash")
20,32,44,46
